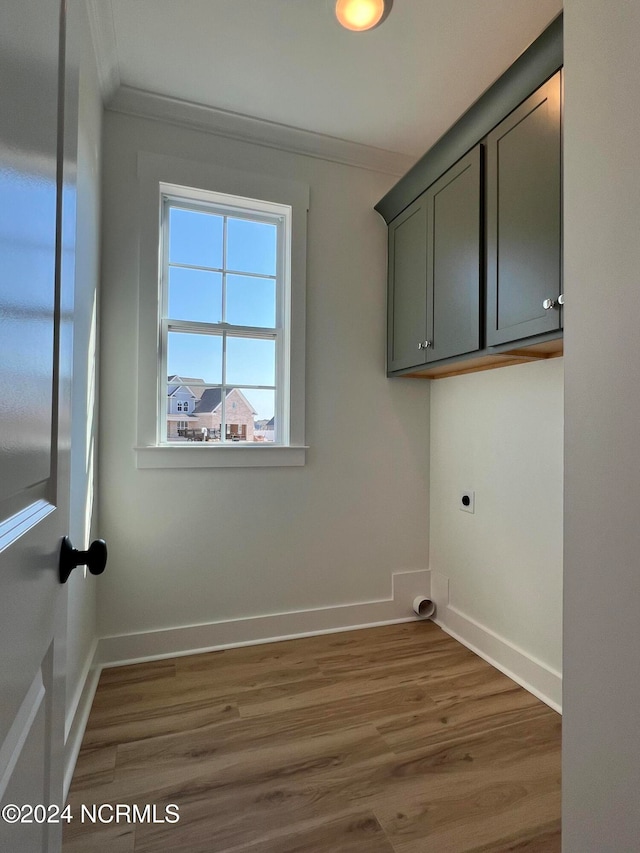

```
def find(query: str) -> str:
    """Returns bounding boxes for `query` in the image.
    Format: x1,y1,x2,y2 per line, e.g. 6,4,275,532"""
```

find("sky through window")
166,204,278,422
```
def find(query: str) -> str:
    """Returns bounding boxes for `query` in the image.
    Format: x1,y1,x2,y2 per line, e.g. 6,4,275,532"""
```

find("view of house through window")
160,187,290,444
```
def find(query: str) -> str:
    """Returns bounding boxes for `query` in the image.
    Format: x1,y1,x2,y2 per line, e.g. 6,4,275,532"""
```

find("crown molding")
107,86,416,176
85,0,121,101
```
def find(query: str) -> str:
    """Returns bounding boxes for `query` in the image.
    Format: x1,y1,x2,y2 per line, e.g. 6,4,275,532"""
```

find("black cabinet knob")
59,537,107,584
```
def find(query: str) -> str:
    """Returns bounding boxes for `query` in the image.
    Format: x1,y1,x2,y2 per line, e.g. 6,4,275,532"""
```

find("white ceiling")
100,0,562,159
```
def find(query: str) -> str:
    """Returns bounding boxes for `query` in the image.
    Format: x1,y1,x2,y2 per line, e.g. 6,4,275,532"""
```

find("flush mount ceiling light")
334,0,393,32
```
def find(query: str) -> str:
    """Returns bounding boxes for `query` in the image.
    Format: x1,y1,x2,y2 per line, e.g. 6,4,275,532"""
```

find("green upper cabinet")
486,71,562,346
379,15,563,378
387,146,482,373
426,145,482,363
387,193,429,373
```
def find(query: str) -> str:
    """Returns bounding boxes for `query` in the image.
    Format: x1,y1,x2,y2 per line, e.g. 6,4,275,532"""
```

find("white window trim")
134,152,309,469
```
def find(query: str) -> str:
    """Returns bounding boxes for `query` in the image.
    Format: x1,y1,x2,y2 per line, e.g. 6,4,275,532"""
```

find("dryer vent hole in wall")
460,491,475,513
413,596,435,619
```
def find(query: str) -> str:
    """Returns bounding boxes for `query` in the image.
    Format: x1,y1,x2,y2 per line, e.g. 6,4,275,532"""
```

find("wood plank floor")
63,622,561,853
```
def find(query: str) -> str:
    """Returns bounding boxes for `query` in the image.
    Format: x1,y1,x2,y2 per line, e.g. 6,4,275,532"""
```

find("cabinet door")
387,194,428,372
486,71,561,346
426,145,482,362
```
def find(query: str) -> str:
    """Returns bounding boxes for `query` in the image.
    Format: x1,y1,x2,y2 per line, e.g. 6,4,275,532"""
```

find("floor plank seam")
64,622,561,853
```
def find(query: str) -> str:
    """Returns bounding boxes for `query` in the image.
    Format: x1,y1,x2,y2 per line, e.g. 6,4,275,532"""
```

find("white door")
0,1,75,851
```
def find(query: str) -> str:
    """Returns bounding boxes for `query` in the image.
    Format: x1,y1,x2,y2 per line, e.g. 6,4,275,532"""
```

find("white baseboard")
63,642,101,800
61,566,560,799
96,569,431,667
61,570,430,793
430,571,562,713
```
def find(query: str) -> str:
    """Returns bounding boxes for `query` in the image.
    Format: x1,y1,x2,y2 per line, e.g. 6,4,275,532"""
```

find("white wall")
65,0,102,730
430,359,563,676
98,112,430,640
563,2,640,848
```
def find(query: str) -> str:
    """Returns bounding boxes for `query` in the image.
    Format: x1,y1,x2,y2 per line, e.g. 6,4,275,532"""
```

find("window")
159,186,290,447
135,153,308,468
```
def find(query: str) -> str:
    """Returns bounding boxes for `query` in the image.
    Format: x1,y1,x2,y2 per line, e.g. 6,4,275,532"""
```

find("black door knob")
59,537,107,584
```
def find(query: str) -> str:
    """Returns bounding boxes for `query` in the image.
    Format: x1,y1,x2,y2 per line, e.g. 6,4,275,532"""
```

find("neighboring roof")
193,387,223,414
193,387,258,416
168,385,196,398
167,378,258,416
167,375,206,400
168,375,204,384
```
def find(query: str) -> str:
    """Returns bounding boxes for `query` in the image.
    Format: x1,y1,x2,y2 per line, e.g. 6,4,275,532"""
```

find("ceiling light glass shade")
334,0,393,32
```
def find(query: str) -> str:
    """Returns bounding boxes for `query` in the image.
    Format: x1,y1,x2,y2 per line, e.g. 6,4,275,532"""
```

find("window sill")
135,444,308,469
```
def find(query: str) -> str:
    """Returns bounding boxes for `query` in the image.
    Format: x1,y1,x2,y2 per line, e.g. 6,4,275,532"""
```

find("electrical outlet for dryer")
460,491,475,513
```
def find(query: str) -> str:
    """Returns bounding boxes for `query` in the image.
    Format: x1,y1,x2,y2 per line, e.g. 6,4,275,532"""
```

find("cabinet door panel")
387,196,428,372
486,71,561,346
427,146,482,362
